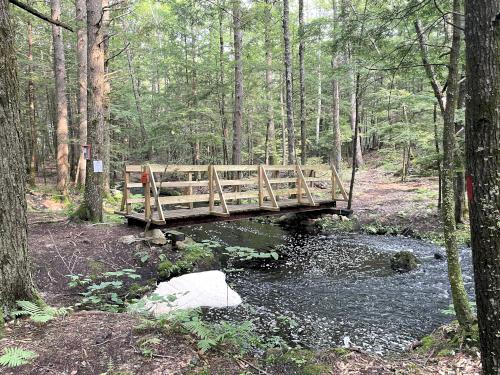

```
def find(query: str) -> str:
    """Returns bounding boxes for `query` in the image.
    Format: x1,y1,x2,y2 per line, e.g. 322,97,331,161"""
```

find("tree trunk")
218,0,229,165
280,80,286,165
315,50,322,147
80,0,105,222
433,102,442,209
102,0,110,194
76,0,87,187
298,0,306,164
347,73,360,210
464,0,500,372
0,0,37,314
27,12,36,187
282,0,295,164
331,0,341,172
264,0,277,165
350,69,363,167
231,0,243,168
441,0,474,331
51,0,69,194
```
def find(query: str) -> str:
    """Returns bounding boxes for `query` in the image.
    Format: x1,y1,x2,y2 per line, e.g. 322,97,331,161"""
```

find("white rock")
145,270,242,316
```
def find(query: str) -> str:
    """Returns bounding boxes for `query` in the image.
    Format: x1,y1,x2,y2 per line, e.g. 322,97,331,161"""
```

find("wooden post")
331,166,337,201
144,165,151,220
258,165,264,207
296,164,302,204
208,165,214,212
187,172,193,209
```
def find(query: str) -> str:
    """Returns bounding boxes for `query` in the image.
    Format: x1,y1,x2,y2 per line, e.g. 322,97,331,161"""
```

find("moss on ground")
157,242,214,280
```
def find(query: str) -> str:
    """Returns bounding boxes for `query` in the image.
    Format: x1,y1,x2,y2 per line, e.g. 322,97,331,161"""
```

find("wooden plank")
331,165,348,200
258,165,263,207
125,165,143,173
148,164,210,173
148,165,165,221
151,180,209,188
212,166,229,216
208,166,214,211
187,173,194,209
144,166,151,220
158,194,210,205
221,191,259,200
215,165,258,172
126,182,144,188
264,165,296,171
127,197,146,204
261,166,279,210
218,178,258,186
297,165,317,206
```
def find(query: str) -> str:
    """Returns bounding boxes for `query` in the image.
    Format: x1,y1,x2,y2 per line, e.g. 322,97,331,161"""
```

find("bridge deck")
117,164,350,227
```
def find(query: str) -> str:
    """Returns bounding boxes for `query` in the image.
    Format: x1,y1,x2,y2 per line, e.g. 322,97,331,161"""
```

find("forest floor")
0,160,480,374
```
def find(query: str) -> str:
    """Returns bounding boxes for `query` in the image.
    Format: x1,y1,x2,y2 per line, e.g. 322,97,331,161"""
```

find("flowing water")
180,219,474,354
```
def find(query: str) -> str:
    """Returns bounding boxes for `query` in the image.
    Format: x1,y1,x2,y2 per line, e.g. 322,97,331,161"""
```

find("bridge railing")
119,164,348,223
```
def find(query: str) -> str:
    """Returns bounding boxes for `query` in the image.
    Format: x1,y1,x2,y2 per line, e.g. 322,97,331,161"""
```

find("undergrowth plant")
0,347,37,367
225,246,279,261
67,268,142,312
12,300,69,323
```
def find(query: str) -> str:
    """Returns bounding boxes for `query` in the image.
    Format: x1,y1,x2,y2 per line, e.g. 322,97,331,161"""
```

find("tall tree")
298,0,306,164
444,1,475,330
76,0,87,187
464,0,500,372
26,8,36,187
282,0,295,164
264,0,277,165
232,0,243,167
80,0,105,221
51,0,69,193
331,0,341,171
415,7,474,330
217,0,229,165
0,0,37,316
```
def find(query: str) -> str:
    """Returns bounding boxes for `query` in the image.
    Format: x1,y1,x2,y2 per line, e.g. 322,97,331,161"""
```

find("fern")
12,301,67,323
0,347,37,367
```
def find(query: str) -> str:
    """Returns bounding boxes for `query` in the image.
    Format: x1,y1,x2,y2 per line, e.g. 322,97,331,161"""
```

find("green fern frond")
0,347,37,367
12,300,66,323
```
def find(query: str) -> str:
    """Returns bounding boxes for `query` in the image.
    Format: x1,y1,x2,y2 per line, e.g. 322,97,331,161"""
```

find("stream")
180,218,474,354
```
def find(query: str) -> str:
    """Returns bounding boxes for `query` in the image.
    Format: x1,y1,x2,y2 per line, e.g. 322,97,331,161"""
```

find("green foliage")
12,300,68,323
157,241,215,280
138,336,162,358
315,217,354,232
67,269,142,312
225,246,279,261
0,347,37,367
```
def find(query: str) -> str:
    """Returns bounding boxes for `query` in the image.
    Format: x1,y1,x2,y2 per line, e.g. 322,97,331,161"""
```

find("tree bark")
102,0,110,194
347,73,360,210
264,0,277,165
280,79,286,165
51,0,69,194
218,0,229,165
350,69,363,167
315,50,322,147
27,12,36,187
464,0,500,372
331,0,341,171
76,0,87,187
231,0,243,168
80,0,105,222
282,0,295,164
0,0,37,313
441,0,474,331
298,0,306,164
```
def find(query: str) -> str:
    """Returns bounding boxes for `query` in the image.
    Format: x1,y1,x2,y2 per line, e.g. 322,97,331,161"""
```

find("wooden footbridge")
117,164,351,227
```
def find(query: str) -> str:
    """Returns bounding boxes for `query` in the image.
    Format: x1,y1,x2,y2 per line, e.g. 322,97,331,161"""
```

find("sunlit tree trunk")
80,0,105,222
232,0,243,168
282,0,295,164
76,0,87,188
27,11,36,187
51,0,69,194
218,0,229,165
441,0,474,331
0,0,37,315
264,0,277,165
331,0,341,171
464,0,500,372
298,0,306,164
